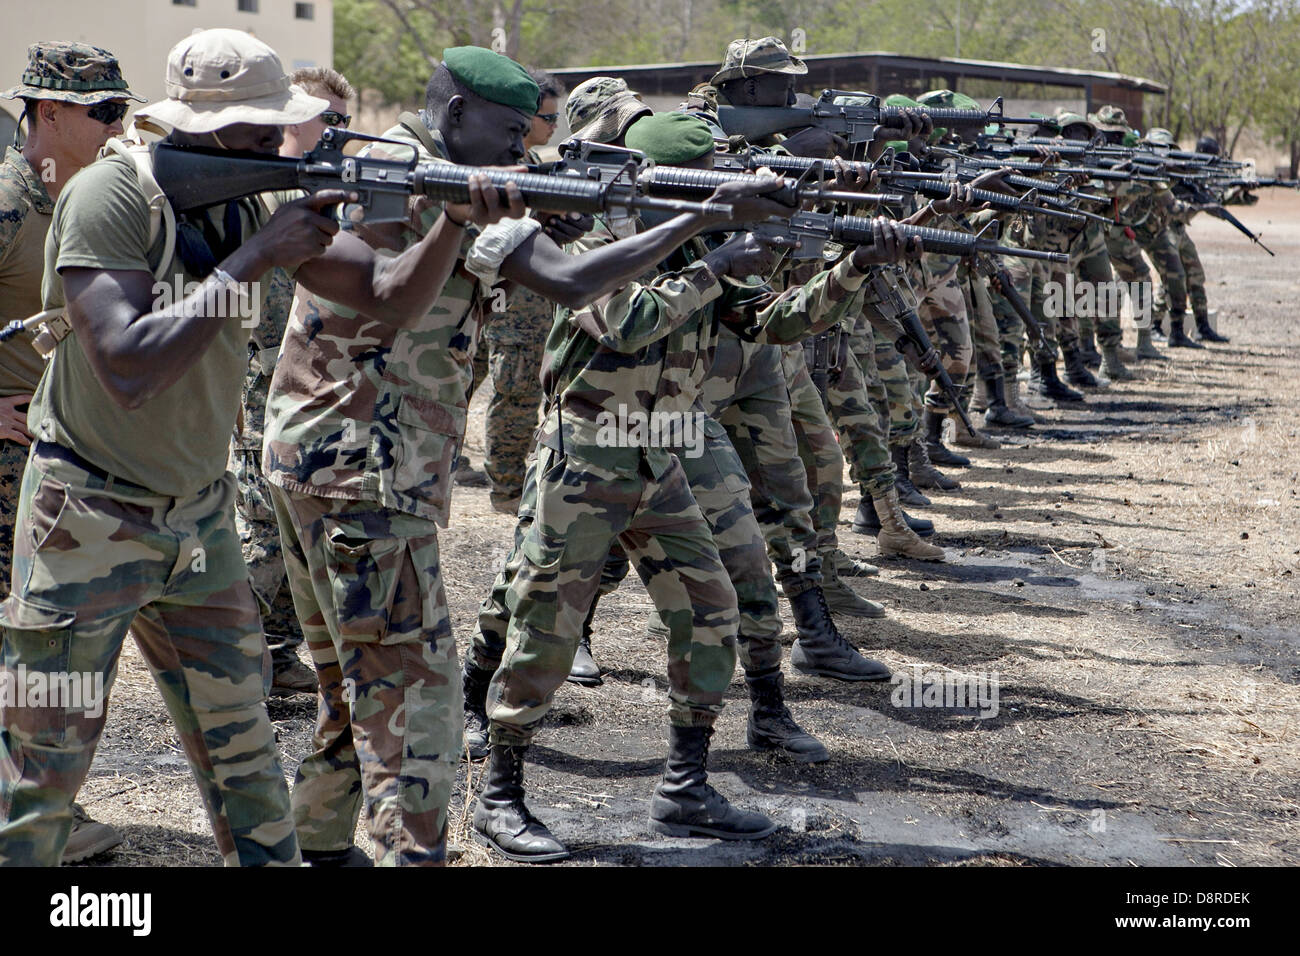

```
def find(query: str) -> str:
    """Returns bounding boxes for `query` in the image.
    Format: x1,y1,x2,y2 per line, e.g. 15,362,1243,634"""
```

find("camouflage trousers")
1105,228,1161,329
0,447,299,866
871,335,922,447
782,345,846,563
703,331,822,598
1140,228,1187,317
466,302,548,510
914,263,973,411
231,447,303,669
1068,222,1124,348
824,321,896,499
965,267,1004,378
268,486,461,866
1157,223,1207,318
486,446,739,745
996,258,1076,364
0,439,28,596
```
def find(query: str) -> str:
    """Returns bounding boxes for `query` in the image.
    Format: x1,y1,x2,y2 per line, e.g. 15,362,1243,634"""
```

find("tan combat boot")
1006,377,1046,424
950,412,1001,449
874,489,945,561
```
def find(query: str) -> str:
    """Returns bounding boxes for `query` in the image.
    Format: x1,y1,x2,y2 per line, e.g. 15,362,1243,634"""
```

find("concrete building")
1,0,333,133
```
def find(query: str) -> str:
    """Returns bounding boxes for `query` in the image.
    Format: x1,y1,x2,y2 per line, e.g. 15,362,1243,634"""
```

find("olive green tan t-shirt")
30,151,271,496
0,147,55,397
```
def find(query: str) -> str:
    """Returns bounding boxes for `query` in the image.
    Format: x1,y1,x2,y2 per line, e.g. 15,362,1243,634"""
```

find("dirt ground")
71,191,1300,868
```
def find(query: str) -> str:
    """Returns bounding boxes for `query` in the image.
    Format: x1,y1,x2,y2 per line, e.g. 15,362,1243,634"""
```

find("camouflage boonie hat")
2,41,144,105
1143,127,1175,146
1090,104,1130,132
565,76,650,144
710,36,807,86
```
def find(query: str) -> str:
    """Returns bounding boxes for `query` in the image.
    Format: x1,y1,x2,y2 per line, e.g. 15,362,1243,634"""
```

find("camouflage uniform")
1,141,297,866
263,117,479,865
230,266,305,674
0,146,52,595
1127,185,1194,318
909,231,973,411
484,227,870,743
1160,211,1209,322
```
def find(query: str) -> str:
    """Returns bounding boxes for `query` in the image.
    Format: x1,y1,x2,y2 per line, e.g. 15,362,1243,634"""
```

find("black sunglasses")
535,112,559,124
320,110,351,128
87,100,128,125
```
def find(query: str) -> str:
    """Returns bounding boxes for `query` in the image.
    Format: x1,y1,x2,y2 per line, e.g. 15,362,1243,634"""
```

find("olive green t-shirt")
30,151,270,496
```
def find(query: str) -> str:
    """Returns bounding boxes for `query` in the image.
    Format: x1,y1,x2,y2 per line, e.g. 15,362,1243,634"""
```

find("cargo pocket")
390,394,466,521
0,595,77,742
320,515,406,643
25,471,70,555
700,418,750,495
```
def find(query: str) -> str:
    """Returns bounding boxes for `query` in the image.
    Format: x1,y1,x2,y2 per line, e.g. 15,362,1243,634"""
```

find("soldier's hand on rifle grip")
704,231,798,278
931,181,975,216
780,126,849,160
898,337,942,376
970,167,1014,200
251,189,348,272
539,211,594,244
702,169,795,223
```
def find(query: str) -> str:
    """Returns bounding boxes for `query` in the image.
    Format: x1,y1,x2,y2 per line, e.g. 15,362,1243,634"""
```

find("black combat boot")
982,372,1035,428
923,408,970,468
1167,312,1203,349
890,443,931,507
1036,357,1084,403
473,744,570,862
566,600,602,686
788,586,891,681
1063,346,1101,388
744,668,829,763
1078,326,1103,369
649,725,779,839
908,438,961,490
462,658,494,762
1196,311,1229,343
301,846,373,867
852,496,935,537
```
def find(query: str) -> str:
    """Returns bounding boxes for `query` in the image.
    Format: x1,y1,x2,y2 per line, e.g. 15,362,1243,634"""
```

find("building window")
238,0,258,11
294,2,314,18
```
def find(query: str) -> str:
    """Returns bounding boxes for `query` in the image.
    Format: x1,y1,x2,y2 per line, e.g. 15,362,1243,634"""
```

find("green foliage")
332,0,1300,166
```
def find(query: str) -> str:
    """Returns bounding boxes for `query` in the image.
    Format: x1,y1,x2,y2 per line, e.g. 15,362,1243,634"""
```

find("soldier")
468,111,892,863
0,28,516,867
0,39,138,865
476,69,569,513
230,66,355,700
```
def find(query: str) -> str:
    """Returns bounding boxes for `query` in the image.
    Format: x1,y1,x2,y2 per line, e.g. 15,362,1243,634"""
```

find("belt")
33,440,151,493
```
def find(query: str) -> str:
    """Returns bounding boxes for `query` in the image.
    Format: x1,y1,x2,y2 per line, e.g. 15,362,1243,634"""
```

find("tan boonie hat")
1,41,144,105
134,28,327,134
1053,109,1095,134
566,76,650,144
1089,104,1130,133
711,36,807,86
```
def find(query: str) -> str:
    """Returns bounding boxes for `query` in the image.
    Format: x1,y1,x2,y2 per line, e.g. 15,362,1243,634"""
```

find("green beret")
625,112,715,165
884,94,923,109
441,46,539,116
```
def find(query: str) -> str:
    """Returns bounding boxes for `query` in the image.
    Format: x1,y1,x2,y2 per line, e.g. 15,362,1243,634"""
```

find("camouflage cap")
1053,109,1095,135
710,36,807,86
1090,104,1130,132
1143,127,1175,147
917,89,982,111
565,76,650,144
1,41,144,105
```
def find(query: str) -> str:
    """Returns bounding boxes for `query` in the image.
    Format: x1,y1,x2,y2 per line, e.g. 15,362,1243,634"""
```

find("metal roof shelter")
549,51,1167,128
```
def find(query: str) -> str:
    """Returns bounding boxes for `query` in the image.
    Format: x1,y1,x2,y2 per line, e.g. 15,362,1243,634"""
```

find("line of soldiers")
0,30,1247,867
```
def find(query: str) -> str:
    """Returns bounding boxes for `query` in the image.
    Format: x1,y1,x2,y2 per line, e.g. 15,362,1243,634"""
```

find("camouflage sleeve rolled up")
722,254,869,345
